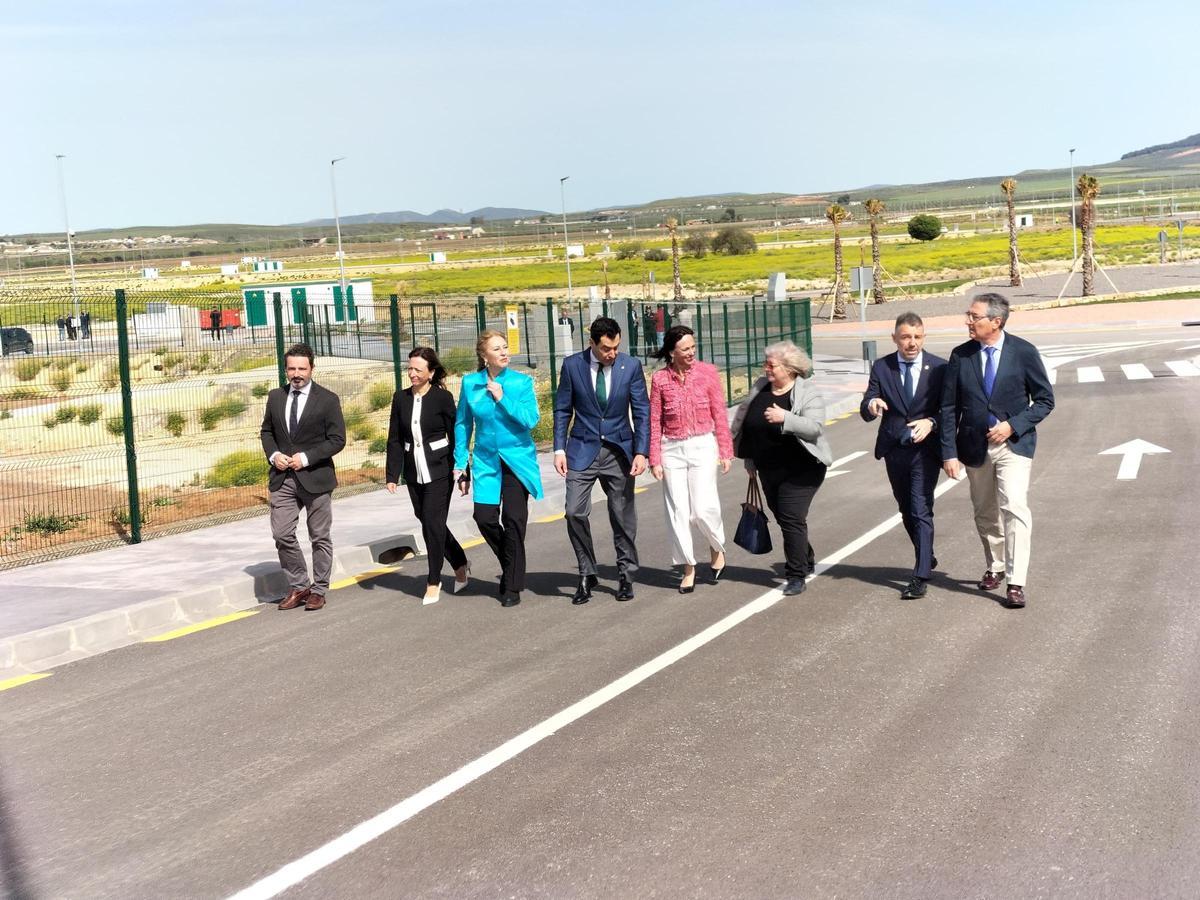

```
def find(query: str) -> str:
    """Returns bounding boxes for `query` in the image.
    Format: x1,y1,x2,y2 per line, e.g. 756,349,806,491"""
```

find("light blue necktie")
983,347,998,426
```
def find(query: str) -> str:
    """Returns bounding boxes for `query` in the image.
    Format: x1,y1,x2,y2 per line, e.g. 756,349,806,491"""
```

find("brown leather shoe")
978,571,1004,591
278,587,311,610
304,592,326,611
1005,585,1026,609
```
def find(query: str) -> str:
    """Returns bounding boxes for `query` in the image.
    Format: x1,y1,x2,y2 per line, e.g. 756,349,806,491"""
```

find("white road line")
829,451,868,468
1120,363,1154,380
1047,369,1057,385
1179,344,1200,352
227,477,964,900
1076,366,1105,383
1164,360,1200,377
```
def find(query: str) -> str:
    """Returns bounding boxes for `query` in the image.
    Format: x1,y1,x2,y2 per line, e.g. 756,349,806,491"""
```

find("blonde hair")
476,329,506,369
764,340,813,379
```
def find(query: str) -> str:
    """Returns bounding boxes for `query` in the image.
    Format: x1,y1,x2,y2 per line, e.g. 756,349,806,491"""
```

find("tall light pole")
1069,148,1077,261
330,157,347,291
55,154,79,314
560,176,573,307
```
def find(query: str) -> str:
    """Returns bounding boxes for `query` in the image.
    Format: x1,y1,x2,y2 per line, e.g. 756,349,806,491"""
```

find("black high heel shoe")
679,568,696,594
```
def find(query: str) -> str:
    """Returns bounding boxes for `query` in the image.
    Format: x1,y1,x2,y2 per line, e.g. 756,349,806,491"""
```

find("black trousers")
884,444,940,579
759,465,824,579
407,475,468,586
473,462,530,594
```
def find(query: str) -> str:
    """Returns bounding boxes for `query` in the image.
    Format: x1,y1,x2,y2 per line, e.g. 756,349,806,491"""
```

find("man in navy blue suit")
554,316,650,604
940,294,1054,609
861,312,947,599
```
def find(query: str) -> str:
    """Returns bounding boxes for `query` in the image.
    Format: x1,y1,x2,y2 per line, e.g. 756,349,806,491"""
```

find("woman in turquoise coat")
454,330,544,607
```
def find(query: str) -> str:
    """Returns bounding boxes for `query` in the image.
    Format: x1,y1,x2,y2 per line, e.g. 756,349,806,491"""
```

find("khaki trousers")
966,442,1033,586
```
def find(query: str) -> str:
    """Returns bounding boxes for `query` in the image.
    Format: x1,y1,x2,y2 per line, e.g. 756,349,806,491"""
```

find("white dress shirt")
897,350,924,394
269,381,312,468
979,331,1005,375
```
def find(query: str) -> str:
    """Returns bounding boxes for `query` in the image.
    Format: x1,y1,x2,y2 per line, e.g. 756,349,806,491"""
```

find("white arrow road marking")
825,450,868,478
1164,360,1200,377
1099,439,1170,480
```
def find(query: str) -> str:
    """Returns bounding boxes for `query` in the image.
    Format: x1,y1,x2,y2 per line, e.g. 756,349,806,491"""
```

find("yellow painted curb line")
534,512,565,523
460,537,487,549
330,566,401,590
144,610,260,643
0,673,52,692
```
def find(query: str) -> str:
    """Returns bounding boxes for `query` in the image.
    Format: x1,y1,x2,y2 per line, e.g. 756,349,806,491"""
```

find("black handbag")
733,474,772,555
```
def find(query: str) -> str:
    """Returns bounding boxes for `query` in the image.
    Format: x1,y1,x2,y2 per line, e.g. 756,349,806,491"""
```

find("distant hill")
298,207,551,227
1121,133,1200,160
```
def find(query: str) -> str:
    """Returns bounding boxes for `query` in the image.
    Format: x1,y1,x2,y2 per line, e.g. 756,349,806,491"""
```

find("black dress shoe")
572,574,598,605
782,577,807,596
900,577,927,599
931,556,939,571
616,575,635,601
499,592,521,608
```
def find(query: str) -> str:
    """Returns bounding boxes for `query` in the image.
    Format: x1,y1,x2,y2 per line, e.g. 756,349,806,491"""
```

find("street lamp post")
330,157,347,291
55,154,79,314
1069,148,1077,261
560,176,573,307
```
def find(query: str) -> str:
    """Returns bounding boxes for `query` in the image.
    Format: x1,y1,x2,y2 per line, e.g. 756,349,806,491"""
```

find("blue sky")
3,0,1197,233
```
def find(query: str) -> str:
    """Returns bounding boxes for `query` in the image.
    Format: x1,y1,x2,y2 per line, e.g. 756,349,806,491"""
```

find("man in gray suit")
260,343,346,610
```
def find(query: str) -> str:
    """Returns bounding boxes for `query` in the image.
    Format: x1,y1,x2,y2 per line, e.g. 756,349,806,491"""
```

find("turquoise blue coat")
454,367,544,504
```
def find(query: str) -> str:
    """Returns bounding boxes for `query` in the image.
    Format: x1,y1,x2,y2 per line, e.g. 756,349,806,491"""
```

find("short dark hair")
973,292,1010,326
408,346,447,388
655,325,695,362
284,343,315,366
894,311,924,331
589,316,621,345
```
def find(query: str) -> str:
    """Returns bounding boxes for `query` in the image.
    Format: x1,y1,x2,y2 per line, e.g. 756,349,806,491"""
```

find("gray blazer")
731,376,833,471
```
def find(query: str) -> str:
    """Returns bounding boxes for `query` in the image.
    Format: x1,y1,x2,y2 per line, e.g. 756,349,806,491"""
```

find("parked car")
1,327,34,356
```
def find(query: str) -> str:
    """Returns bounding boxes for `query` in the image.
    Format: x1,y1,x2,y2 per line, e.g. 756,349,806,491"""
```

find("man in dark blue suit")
861,312,947,599
554,317,650,603
940,293,1054,609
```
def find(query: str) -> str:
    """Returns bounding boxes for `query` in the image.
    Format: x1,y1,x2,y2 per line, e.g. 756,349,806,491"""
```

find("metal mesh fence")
0,287,809,567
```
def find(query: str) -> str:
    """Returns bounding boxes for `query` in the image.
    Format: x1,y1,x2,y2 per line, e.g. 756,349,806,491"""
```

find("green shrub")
531,388,554,444
907,214,943,242
54,405,78,423
151,495,178,508
5,386,37,401
105,415,124,436
367,380,394,411
50,368,74,392
166,411,186,437
342,404,367,430
102,361,121,389
204,450,268,488
683,233,709,258
43,415,57,430
231,354,275,372
0,409,10,420
193,352,212,371
350,421,378,442
22,510,86,535
643,248,669,262
251,382,270,398
160,352,184,369
51,357,74,371
615,241,644,260
75,362,89,373
111,506,146,528
441,347,476,375
199,395,249,430
368,435,388,454
15,359,45,382
77,404,102,425
153,346,168,356
711,227,758,256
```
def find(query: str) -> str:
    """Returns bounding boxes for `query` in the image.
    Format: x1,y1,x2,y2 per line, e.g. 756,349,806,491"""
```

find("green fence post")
115,289,142,545
432,302,440,354
323,305,333,357
389,294,403,392
476,295,486,333
546,298,557,395
694,302,704,360
273,292,287,386
355,317,363,357
802,297,812,357
722,302,732,405
522,301,536,367
789,297,798,345
744,303,753,392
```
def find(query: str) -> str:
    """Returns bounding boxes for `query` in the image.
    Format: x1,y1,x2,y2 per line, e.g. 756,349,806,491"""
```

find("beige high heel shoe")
423,585,441,606
452,563,471,594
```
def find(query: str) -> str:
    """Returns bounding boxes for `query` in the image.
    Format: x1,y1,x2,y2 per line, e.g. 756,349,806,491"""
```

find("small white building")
141,267,160,279
180,260,192,269
220,263,239,276
253,259,284,272
429,251,447,264
566,244,585,259
1016,214,1035,228
240,279,375,328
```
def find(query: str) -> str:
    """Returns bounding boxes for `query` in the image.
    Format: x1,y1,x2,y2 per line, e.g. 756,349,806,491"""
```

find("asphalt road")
2,327,1198,899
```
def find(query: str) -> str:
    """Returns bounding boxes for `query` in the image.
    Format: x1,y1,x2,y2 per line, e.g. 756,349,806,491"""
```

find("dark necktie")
902,361,916,402
983,347,998,427
595,364,608,412
289,389,300,436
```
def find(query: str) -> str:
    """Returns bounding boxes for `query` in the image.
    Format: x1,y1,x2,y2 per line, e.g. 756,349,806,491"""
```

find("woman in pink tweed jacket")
648,325,735,593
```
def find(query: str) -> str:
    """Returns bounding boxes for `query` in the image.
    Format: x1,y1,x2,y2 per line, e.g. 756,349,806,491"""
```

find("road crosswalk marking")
1076,366,1104,383
1165,360,1200,377
1120,363,1154,380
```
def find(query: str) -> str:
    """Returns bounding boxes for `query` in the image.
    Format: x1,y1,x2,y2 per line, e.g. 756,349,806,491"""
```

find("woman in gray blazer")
731,340,832,596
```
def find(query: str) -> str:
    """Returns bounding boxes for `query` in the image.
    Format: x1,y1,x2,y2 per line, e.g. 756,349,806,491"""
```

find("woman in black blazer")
386,347,470,604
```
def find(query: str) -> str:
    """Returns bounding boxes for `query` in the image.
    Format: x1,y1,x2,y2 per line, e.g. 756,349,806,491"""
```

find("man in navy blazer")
554,316,650,603
861,312,947,599
940,293,1054,609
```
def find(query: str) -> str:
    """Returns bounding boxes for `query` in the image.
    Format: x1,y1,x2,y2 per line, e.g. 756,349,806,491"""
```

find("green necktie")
595,363,608,412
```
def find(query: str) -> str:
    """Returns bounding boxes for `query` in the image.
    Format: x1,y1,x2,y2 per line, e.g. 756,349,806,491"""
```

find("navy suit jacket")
939,332,1054,467
860,351,947,460
553,349,650,470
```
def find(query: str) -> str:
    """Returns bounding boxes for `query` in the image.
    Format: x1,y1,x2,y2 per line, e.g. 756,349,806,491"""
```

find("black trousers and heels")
472,462,530,598
407,476,468,586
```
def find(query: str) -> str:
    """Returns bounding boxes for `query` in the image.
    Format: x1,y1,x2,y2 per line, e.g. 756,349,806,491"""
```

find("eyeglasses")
964,312,993,323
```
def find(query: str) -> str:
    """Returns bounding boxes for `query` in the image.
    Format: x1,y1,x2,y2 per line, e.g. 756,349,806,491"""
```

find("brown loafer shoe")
978,571,1004,591
304,593,326,611
278,587,311,610
1005,585,1026,609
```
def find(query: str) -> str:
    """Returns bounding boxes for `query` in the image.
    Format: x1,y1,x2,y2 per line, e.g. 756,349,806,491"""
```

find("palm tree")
826,204,849,317
667,217,683,303
864,198,886,303
1076,174,1100,296
1000,178,1021,287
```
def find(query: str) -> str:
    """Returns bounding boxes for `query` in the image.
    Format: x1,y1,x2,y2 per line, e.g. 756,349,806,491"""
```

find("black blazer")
260,382,346,494
939,332,1054,467
860,351,947,460
385,386,457,485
